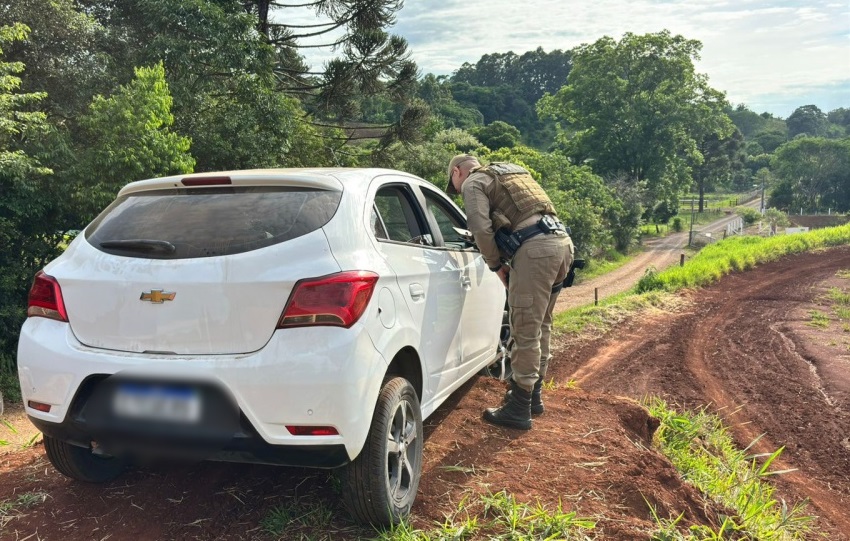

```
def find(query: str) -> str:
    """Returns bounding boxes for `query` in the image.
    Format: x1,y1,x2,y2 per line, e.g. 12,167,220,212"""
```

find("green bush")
736,206,762,225
672,217,683,232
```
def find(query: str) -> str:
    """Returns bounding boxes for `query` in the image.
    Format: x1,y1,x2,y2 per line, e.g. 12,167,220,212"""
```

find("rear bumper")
28,413,349,468
18,317,388,463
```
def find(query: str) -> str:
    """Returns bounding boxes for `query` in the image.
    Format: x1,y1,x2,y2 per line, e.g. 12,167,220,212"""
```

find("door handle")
409,283,425,301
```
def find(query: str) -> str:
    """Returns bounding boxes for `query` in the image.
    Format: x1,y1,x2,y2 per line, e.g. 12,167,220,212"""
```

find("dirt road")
549,245,850,537
556,200,759,313
2,244,848,540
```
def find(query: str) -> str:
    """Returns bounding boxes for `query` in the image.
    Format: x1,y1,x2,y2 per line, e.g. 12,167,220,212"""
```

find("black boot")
530,378,544,415
503,378,544,415
485,381,532,430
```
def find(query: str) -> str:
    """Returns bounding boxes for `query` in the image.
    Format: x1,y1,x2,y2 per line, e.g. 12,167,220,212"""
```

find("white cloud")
273,0,849,117
391,0,850,116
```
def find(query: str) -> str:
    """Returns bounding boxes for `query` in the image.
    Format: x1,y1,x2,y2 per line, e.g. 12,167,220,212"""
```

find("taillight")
278,271,378,329
27,271,69,322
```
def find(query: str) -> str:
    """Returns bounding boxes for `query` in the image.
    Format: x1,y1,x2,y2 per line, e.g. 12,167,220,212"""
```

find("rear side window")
86,187,341,259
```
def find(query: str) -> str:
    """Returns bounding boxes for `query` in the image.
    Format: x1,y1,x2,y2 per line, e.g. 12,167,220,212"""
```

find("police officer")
447,154,573,430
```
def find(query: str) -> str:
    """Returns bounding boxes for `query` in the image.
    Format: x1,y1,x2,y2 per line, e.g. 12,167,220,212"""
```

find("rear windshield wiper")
100,239,176,254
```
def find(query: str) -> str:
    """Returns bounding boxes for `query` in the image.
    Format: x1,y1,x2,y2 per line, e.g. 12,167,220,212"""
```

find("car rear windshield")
86,186,342,259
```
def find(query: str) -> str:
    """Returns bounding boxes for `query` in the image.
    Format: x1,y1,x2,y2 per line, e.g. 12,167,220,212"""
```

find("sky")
289,0,850,119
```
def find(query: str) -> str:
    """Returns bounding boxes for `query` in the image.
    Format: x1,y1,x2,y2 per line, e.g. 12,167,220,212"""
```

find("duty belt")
494,215,569,259
512,215,569,243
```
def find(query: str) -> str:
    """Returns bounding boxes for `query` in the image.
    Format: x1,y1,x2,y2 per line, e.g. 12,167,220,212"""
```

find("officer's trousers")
507,233,572,392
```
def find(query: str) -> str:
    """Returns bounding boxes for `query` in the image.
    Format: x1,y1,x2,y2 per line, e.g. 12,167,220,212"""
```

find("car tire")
43,435,126,483
340,377,423,525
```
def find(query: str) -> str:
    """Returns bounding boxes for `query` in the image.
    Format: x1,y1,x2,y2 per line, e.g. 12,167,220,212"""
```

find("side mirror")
452,227,477,249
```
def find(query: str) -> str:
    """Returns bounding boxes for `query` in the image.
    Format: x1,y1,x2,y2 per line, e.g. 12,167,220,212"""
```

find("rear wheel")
340,377,423,525
43,435,126,483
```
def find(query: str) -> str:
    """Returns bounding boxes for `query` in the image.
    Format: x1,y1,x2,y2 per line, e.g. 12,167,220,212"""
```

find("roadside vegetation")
288,399,812,540
554,224,850,338
646,400,814,540
635,223,850,293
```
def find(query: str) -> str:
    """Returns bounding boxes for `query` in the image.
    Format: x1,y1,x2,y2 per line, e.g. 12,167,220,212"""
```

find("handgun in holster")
563,258,586,287
494,228,522,259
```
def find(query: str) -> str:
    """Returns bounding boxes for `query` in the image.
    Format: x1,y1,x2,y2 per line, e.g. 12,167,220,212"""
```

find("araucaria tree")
540,31,732,206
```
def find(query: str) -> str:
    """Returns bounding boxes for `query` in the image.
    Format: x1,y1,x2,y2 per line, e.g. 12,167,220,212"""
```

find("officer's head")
446,154,480,196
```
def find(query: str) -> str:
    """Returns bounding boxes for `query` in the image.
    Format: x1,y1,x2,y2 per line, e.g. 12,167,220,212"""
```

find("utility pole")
688,196,695,247
760,174,766,214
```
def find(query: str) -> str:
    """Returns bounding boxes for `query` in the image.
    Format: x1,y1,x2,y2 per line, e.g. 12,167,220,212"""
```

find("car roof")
117,168,427,197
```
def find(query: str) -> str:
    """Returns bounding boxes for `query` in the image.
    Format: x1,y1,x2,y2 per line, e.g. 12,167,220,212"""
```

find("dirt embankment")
2,246,850,540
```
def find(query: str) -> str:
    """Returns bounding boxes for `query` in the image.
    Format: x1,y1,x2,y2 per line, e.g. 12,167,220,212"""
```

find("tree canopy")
770,137,850,213
539,31,733,204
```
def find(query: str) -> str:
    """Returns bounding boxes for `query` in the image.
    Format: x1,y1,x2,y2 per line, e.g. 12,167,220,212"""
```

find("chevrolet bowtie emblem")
140,290,176,303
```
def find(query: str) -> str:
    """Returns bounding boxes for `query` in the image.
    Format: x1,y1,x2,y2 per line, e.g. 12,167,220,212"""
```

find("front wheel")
43,435,127,483
340,377,423,525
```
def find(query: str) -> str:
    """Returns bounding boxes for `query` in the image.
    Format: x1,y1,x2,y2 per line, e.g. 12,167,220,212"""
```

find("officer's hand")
496,265,509,288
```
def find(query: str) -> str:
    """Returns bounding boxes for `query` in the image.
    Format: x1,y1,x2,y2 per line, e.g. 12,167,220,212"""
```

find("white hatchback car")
17,168,506,524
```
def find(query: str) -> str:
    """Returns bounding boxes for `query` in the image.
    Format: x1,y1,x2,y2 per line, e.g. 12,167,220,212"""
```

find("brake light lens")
27,271,69,322
278,271,379,329
181,175,232,186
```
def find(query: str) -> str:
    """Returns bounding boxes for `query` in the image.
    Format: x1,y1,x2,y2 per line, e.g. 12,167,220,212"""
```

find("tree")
771,137,850,213
416,74,483,130
473,121,521,150
0,24,64,371
786,105,828,138
452,47,572,105
0,0,109,117
763,208,790,232
751,129,787,153
449,48,571,149
692,128,745,211
540,31,732,208
727,104,786,139
70,62,195,222
244,0,418,119
78,0,422,169
827,107,850,137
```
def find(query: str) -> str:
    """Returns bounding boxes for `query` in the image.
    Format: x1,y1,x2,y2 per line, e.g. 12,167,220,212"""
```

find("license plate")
113,383,201,423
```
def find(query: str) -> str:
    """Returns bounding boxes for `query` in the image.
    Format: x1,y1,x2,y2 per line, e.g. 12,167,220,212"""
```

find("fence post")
594,288,598,306
680,254,685,267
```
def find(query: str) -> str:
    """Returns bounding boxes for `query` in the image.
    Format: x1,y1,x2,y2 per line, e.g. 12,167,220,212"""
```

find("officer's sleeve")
461,173,502,269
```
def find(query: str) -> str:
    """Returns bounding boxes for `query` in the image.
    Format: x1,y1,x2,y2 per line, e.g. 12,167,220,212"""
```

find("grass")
634,224,850,294
0,491,49,528
554,288,685,338
827,287,850,305
836,270,850,279
807,310,830,328
261,498,337,539
368,492,597,540
645,399,814,540
576,249,634,282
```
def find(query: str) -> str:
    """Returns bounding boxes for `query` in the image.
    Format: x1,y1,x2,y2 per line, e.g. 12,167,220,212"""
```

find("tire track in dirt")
551,246,850,538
